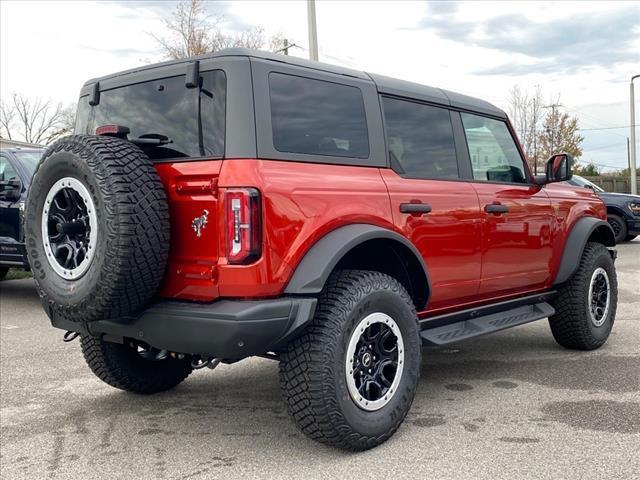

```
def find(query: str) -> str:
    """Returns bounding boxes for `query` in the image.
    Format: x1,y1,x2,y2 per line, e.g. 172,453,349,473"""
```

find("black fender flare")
553,217,615,285
284,224,431,301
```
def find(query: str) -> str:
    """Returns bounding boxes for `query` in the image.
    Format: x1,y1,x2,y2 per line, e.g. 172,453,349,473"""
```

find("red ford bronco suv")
25,49,617,451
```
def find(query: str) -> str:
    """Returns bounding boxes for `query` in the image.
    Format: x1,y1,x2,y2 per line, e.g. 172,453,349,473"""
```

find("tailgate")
154,159,223,301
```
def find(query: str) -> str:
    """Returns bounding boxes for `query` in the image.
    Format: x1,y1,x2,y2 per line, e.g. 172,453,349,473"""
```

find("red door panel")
381,170,483,314
472,183,554,296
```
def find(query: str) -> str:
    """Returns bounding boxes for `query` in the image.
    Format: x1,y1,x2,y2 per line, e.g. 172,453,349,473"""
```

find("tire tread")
26,135,169,322
549,242,617,350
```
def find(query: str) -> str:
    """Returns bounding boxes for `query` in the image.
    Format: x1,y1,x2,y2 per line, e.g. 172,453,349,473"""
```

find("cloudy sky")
1,0,638,170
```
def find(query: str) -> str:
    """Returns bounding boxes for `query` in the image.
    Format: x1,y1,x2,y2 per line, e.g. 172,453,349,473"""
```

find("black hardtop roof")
83,48,506,119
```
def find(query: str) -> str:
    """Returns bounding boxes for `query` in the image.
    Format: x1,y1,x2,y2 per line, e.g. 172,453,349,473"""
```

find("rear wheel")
549,242,617,350
279,270,421,451
607,214,627,244
81,336,193,394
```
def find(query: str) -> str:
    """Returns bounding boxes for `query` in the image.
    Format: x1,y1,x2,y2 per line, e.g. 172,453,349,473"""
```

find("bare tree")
0,101,16,140
0,93,75,145
152,0,287,60
507,85,544,172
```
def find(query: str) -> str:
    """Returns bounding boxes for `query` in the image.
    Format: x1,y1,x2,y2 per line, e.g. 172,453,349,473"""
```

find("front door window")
461,113,528,184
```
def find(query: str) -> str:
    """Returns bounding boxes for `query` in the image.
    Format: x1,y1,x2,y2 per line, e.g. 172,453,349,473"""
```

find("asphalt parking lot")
1,240,638,480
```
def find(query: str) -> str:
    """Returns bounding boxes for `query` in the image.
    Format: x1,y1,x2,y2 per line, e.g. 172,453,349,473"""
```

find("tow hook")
63,331,80,343
191,356,221,370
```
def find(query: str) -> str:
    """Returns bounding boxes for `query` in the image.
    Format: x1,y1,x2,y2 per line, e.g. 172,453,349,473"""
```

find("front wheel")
0,267,8,281
607,214,627,244
549,242,617,350
279,270,421,451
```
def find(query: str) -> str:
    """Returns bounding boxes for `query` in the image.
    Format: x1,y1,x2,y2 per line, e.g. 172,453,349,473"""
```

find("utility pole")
630,74,639,195
274,39,299,56
543,103,563,155
533,130,538,175
307,0,319,61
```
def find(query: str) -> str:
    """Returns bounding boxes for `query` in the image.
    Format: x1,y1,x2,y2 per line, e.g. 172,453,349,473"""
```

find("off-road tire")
549,242,617,350
0,267,8,281
81,336,192,394
607,214,627,244
279,270,421,451
24,135,170,323
625,234,637,242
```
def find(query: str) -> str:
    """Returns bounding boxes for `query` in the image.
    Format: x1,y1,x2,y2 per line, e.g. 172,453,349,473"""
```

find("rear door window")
382,97,459,179
77,70,226,160
460,113,528,184
269,73,369,159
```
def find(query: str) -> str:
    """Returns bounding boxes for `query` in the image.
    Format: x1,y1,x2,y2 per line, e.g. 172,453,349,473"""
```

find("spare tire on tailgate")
24,135,170,323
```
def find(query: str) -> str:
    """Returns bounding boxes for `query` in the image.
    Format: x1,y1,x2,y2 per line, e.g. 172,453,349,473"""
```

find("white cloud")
1,0,165,104
1,0,638,168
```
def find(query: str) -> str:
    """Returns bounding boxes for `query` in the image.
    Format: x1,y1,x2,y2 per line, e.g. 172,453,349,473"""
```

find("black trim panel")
554,218,615,285
451,111,473,180
284,223,431,302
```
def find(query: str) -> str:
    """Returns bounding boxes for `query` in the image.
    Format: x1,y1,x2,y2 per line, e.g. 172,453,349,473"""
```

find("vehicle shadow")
54,329,636,450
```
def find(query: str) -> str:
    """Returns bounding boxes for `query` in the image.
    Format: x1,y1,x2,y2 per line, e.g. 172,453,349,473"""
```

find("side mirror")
535,153,573,185
0,178,23,201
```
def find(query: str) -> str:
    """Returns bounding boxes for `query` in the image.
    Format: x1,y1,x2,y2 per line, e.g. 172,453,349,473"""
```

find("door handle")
400,203,432,215
484,203,509,214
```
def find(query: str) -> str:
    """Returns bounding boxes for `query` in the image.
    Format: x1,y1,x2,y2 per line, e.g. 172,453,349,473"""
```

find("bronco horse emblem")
191,209,209,238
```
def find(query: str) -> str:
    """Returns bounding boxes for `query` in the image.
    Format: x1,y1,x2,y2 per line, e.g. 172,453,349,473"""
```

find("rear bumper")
52,297,317,359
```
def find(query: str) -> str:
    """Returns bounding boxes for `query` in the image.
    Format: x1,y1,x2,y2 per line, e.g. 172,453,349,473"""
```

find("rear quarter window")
268,73,369,159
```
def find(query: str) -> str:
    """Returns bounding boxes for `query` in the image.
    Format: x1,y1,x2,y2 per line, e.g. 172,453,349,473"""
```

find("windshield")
75,70,226,160
571,175,604,192
13,151,43,177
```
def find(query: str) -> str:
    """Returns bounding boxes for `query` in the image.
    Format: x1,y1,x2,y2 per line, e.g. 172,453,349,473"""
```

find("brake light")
96,124,130,138
225,188,261,264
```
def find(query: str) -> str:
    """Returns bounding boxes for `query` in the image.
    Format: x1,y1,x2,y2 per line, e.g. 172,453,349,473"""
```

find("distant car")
565,175,640,243
0,147,43,279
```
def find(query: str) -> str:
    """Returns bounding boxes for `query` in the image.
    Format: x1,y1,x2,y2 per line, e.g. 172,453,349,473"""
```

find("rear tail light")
225,188,261,264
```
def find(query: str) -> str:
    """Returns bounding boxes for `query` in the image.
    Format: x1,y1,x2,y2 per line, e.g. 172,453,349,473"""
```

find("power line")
563,105,629,139
580,161,626,171
566,105,622,129
578,125,631,131
582,141,626,152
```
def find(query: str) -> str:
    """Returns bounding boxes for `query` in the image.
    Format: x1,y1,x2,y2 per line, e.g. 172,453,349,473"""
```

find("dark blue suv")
566,175,640,243
0,148,43,279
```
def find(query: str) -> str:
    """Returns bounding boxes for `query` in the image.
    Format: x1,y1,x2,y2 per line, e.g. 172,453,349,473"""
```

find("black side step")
420,302,555,346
